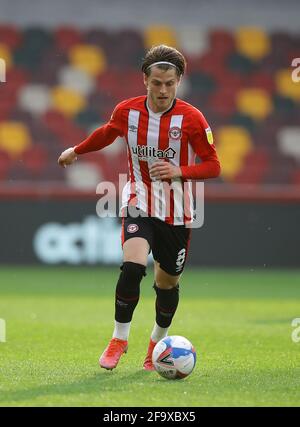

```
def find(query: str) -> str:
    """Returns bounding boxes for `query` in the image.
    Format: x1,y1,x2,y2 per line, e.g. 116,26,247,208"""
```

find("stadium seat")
69,44,107,76
97,68,144,101
176,76,191,99
18,84,51,116
247,71,275,93
209,29,235,58
208,88,237,118
273,95,297,117
54,26,83,50
0,44,12,70
65,161,104,190
271,31,294,59
263,152,296,184
84,28,112,51
23,27,53,52
13,46,42,71
0,149,11,179
234,149,270,184
235,27,271,60
108,29,145,67
51,86,87,117
188,71,216,96
177,26,209,56
58,65,95,96
227,52,257,75
236,88,273,120
216,126,253,180
275,69,300,101
0,76,21,119
229,112,257,134
277,127,300,161
0,25,22,49
43,109,86,146
0,121,32,157
87,92,115,121
5,68,29,90
75,109,101,129
101,136,126,158
291,169,300,185
21,145,49,176
33,48,68,85
13,27,53,72
144,25,177,49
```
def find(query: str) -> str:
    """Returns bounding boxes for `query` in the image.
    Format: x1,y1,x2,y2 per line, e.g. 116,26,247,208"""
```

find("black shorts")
121,208,191,276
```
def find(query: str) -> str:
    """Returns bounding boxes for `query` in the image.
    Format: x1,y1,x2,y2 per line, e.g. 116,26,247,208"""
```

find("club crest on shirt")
168,126,182,140
127,224,139,233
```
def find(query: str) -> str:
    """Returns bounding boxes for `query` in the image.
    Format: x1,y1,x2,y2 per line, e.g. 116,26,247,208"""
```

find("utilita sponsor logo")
131,146,176,160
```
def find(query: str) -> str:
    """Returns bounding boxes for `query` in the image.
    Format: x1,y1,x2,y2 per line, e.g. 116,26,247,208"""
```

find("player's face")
144,67,181,113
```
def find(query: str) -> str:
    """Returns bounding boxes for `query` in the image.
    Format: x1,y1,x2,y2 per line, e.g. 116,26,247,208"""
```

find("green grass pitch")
0,266,299,407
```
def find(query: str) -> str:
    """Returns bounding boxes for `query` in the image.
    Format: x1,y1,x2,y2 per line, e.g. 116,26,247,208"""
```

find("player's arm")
180,111,221,180
58,104,124,167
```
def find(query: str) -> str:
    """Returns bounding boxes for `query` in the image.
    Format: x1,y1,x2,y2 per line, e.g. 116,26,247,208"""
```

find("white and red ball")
152,336,196,380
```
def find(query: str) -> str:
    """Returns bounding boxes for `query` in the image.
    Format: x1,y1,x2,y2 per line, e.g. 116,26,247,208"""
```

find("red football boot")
99,338,128,370
143,338,157,371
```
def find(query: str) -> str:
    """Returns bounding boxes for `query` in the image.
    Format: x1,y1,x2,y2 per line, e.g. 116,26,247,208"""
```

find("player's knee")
155,281,179,289
155,264,180,289
155,275,179,289
154,282,179,297
119,261,146,291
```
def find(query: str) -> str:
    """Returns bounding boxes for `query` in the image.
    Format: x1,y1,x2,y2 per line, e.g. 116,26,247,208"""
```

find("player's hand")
58,147,78,168
149,161,182,180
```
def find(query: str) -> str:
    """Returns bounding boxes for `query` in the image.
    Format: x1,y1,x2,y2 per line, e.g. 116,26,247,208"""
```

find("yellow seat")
216,126,253,180
276,69,300,101
69,44,106,76
236,88,272,120
0,121,31,157
0,44,12,70
218,154,244,180
144,25,177,49
235,27,271,60
51,86,86,117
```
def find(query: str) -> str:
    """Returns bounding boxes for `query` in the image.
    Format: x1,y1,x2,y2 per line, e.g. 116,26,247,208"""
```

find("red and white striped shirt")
75,95,220,225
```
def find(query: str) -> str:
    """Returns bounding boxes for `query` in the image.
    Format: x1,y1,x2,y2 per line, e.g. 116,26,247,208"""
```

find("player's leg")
143,262,181,370
99,212,153,370
112,237,149,340
143,222,191,370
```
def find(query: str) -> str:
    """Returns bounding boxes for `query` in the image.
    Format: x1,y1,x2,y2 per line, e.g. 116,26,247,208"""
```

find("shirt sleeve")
74,103,124,155
180,109,221,180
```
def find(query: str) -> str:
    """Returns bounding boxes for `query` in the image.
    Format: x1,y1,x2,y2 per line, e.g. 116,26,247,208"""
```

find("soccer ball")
152,335,196,380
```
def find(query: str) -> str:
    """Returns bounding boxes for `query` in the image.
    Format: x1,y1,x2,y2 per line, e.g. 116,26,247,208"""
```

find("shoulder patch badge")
205,127,214,145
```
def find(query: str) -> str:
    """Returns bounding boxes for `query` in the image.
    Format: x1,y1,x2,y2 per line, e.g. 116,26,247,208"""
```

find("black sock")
154,283,179,328
115,262,146,323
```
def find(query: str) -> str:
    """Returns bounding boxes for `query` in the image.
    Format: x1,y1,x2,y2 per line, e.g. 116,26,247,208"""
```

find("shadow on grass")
0,369,166,405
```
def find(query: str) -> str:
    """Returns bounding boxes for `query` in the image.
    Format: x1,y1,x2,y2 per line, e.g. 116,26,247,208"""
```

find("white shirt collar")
146,99,172,116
